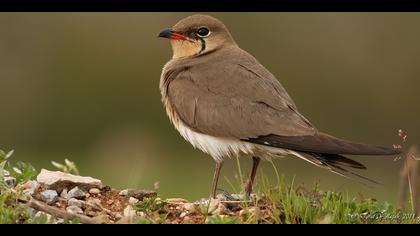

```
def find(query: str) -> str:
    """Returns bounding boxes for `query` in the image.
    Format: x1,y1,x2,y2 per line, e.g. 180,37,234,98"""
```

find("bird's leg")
210,161,223,198
245,156,261,197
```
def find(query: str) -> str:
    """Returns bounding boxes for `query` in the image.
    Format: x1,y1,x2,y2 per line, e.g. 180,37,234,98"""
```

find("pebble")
183,203,197,214
207,199,220,214
67,198,84,208
129,197,139,205
207,199,229,215
115,212,123,219
179,212,187,218
3,170,10,177
89,188,100,195
54,219,65,224
67,187,85,199
40,190,59,204
4,176,16,187
119,189,128,196
66,205,83,214
60,188,68,199
86,198,102,209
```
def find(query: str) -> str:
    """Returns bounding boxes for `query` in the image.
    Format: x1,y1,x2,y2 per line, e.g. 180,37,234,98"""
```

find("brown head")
158,14,237,59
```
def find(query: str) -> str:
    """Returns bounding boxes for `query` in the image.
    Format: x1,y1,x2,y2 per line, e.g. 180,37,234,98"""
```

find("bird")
157,14,401,198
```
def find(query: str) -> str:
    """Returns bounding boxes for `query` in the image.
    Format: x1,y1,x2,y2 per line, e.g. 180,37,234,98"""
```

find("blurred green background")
0,13,419,203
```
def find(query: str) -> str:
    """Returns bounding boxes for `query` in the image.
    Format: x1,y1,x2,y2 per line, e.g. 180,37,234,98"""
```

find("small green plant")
9,162,37,185
135,197,166,213
0,150,14,183
136,217,153,224
51,159,79,175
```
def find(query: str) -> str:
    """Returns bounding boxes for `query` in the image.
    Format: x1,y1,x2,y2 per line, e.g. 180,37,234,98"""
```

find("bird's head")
158,14,237,59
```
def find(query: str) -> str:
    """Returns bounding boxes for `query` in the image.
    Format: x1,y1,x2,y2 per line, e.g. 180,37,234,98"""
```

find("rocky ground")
5,169,270,224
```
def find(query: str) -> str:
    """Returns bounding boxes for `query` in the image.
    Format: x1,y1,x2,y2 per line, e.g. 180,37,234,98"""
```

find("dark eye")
196,27,210,37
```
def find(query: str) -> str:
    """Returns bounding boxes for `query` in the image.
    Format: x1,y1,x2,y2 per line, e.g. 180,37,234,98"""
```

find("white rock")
67,187,85,199
89,188,100,195
207,199,220,214
119,189,128,196
36,169,103,192
60,188,69,199
40,190,58,204
67,198,84,208
129,197,139,205
66,205,83,214
23,180,39,197
183,203,197,214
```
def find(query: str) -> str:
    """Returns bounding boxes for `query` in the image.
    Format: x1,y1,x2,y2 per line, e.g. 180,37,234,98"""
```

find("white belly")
175,121,292,163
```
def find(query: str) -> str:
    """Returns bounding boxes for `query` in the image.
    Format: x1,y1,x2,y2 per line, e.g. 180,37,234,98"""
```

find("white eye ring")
196,27,211,38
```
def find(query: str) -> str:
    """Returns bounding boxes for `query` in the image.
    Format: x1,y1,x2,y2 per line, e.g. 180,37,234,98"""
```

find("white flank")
175,121,293,162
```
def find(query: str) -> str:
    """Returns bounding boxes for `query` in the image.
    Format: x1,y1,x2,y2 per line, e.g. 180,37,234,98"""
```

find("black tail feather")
294,152,380,185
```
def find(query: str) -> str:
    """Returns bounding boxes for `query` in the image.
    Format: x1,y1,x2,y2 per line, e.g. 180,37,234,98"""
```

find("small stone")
86,198,102,209
119,189,128,196
22,180,39,197
115,213,123,219
4,176,16,187
137,211,146,218
213,204,229,215
129,197,139,205
54,219,65,224
60,188,68,199
89,188,100,195
179,212,187,218
3,170,10,177
85,193,90,198
66,205,83,214
183,203,197,214
67,198,84,208
106,199,114,205
67,187,85,199
40,190,58,204
207,199,228,215
207,199,220,214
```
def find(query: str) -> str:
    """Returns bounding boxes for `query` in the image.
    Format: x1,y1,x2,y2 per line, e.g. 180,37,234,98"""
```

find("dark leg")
245,156,261,197
211,162,223,198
